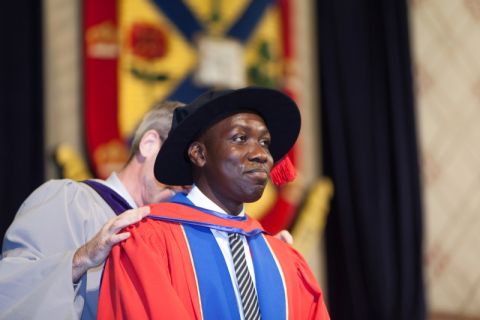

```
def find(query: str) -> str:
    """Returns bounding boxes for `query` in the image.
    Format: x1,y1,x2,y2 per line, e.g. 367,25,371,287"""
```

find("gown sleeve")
265,235,331,320
293,248,330,320
97,219,199,320
0,180,113,319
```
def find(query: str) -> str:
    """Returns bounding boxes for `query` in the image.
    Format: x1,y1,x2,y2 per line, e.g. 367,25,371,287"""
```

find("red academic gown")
97,195,330,320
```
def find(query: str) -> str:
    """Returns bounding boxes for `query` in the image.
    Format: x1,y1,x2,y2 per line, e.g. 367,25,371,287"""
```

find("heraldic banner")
83,0,303,234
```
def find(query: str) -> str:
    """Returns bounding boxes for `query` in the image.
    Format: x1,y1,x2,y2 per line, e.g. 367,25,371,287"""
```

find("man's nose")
248,142,271,163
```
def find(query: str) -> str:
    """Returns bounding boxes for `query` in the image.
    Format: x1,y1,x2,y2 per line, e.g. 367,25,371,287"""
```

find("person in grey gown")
0,100,187,319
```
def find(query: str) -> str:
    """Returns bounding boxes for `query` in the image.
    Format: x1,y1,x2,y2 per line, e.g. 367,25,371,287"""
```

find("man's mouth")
244,168,268,180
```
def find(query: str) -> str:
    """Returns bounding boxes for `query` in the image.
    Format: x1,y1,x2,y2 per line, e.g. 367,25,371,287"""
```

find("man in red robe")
98,87,330,319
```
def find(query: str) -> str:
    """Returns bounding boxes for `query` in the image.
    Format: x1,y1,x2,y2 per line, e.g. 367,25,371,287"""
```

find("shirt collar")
104,172,138,208
187,184,245,217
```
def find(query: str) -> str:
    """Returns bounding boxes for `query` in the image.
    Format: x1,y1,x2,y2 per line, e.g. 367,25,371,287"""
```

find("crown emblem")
93,140,129,179
86,21,118,59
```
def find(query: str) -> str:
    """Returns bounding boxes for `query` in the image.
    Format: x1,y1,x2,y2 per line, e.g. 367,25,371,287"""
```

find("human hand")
274,230,293,245
72,206,150,282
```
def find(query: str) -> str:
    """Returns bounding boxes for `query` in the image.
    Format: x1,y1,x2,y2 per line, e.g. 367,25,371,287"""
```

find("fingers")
108,232,131,245
139,206,151,218
274,230,293,245
77,207,151,272
108,206,150,234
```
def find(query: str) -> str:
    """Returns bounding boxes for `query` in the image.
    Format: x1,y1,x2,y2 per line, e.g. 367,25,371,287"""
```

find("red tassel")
270,156,296,186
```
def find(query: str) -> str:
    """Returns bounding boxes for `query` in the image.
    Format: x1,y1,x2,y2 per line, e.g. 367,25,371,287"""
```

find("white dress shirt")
187,185,256,320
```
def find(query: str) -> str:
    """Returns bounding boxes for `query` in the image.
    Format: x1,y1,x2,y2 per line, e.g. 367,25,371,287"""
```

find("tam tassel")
270,156,296,186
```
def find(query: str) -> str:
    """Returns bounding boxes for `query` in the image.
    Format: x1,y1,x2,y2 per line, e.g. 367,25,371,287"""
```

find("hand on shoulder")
71,206,151,282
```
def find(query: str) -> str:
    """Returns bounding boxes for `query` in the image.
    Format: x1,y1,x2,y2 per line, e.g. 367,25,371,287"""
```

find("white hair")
128,100,185,160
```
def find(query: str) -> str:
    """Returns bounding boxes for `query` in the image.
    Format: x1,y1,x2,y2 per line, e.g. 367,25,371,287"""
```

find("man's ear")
139,129,161,159
188,141,206,167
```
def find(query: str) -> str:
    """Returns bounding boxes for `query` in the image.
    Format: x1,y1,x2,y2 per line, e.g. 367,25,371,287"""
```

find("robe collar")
147,193,266,236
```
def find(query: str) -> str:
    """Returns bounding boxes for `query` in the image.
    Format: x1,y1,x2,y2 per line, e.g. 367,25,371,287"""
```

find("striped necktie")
228,232,261,320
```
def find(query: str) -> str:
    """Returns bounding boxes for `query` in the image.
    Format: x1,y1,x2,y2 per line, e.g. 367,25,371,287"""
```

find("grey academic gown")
0,179,116,319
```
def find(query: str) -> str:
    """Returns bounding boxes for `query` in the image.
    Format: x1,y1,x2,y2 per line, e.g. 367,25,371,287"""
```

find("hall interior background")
1,0,480,319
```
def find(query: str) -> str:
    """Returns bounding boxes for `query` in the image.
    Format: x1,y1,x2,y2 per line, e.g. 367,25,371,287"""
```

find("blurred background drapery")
317,0,425,319
0,0,44,238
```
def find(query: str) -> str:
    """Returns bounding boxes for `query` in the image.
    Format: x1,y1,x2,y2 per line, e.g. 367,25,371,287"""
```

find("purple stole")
83,180,132,215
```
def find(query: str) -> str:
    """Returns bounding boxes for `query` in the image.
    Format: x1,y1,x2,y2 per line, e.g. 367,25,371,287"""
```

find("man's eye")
233,135,247,142
260,139,271,147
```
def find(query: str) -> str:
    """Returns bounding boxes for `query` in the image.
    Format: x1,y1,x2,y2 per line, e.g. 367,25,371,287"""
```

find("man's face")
193,112,274,210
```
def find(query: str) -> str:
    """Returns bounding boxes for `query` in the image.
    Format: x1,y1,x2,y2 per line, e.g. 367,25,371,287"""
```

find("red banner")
84,0,128,179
